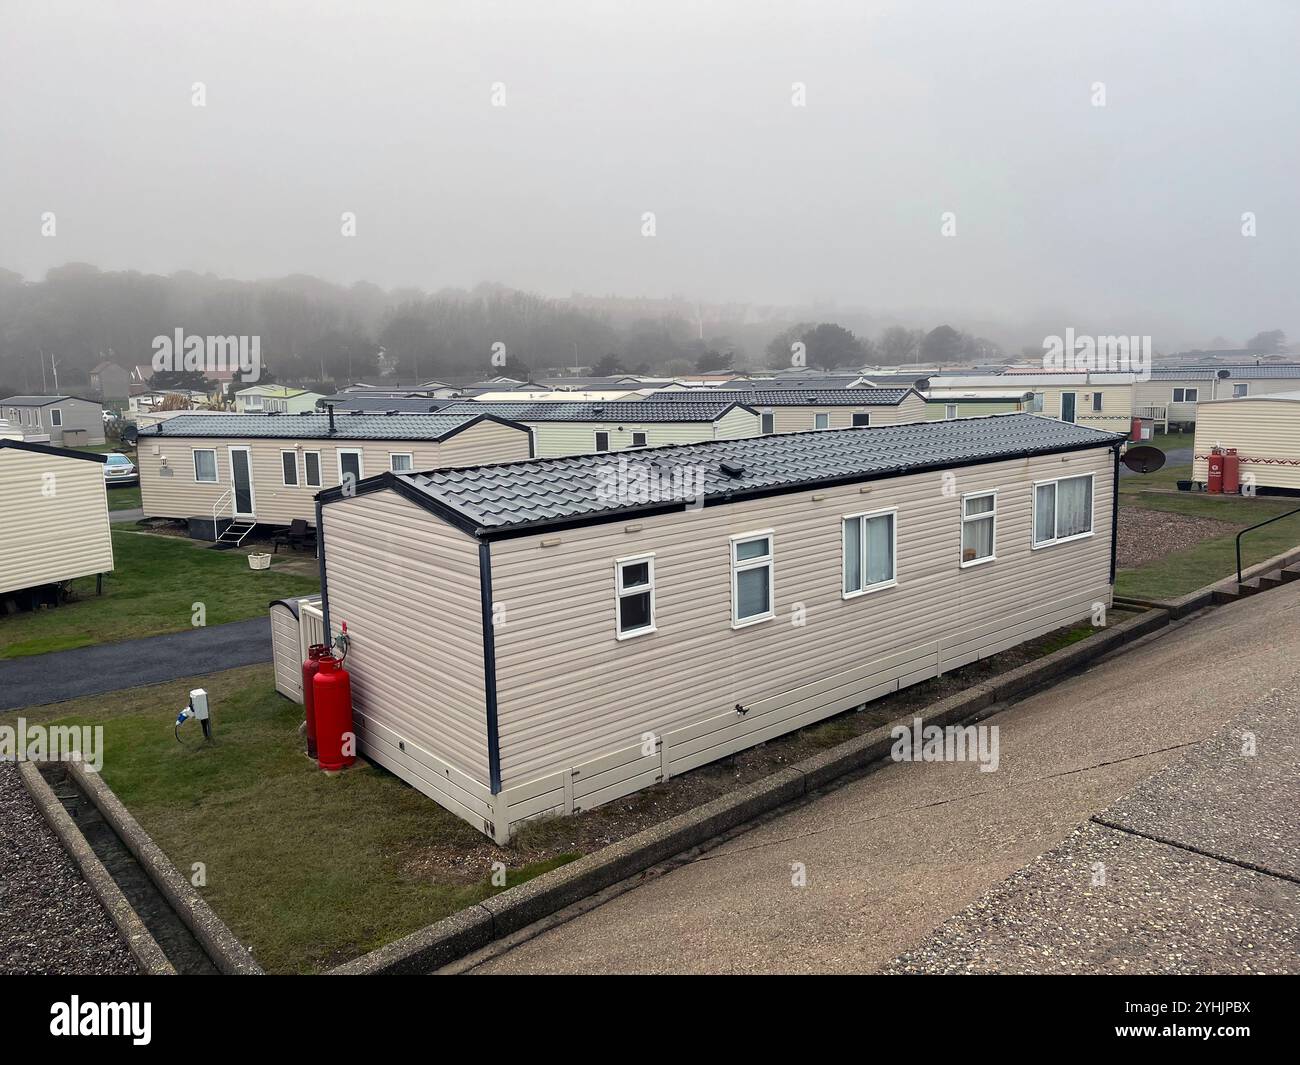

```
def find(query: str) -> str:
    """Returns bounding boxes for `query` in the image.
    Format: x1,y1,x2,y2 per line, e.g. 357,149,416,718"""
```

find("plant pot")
248,552,271,570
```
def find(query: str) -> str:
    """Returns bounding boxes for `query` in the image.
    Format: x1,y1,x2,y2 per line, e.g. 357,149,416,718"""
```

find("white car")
104,452,138,485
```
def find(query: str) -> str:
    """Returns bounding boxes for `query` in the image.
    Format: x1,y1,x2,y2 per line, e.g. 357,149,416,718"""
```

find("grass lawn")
1117,490,1300,599
0,528,319,658
19,665,576,974
8,608,1136,972
107,485,141,510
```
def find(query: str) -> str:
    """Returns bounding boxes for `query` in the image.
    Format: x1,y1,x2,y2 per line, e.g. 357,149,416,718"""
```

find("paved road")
0,617,271,712
887,687,1300,974
458,582,1300,974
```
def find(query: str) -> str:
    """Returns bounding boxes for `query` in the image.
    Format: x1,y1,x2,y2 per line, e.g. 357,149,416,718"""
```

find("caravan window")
961,492,996,566
731,532,774,627
615,554,655,639
193,449,218,483
1033,474,1094,548
842,510,896,596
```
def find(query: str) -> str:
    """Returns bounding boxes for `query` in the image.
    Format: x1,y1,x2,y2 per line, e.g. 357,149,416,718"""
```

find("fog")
1,0,1296,349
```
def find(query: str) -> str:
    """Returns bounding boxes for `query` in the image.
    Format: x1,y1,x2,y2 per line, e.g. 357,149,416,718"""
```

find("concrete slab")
1097,685,1300,883
884,822,1299,975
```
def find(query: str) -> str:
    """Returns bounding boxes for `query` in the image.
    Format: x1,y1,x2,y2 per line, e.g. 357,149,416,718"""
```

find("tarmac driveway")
457,581,1300,974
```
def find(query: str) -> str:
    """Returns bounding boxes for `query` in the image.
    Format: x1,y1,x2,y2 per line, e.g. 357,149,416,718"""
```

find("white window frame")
389,452,414,473
193,448,219,483
614,553,656,640
945,404,958,420
280,449,300,487
1031,473,1095,549
1060,391,1078,422
337,448,364,485
630,430,648,448
813,412,831,430
1091,391,1103,412
959,490,997,568
303,450,322,488
1173,387,1198,403
730,530,775,629
1233,383,1249,398
50,408,63,427
852,412,871,427
595,430,611,452
760,411,775,435
841,508,898,599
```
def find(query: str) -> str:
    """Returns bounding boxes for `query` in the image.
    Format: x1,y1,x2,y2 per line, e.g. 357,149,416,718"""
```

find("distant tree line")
13,262,1281,398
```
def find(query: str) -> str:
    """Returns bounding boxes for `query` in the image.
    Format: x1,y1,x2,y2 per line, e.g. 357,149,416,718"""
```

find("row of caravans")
137,392,927,531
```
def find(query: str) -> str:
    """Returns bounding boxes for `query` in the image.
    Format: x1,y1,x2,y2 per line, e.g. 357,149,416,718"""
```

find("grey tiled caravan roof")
137,411,520,441
1148,365,1300,380
388,413,1120,537
436,400,747,422
653,388,914,406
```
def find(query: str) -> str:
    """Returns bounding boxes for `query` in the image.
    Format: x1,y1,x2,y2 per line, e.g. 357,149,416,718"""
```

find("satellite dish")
1122,446,1166,474
913,377,931,391
1217,369,1232,379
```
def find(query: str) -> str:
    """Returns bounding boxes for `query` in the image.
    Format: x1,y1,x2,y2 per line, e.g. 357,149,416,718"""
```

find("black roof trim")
0,439,108,463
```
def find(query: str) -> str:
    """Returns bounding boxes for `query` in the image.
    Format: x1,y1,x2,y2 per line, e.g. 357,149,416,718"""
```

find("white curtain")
1056,476,1092,538
843,518,862,593
963,516,994,560
865,514,894,584
1035,484,1056,543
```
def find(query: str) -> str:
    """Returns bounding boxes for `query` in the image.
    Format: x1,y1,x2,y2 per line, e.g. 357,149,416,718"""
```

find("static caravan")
649,388,926,434
1191,392,1300,491
438,400,760,458
1136,365,1300,428
931,374,1135,435
0,395,105,446
924,389,1033,421
317,413,1122,843
137,410,533,539
0,440,114,598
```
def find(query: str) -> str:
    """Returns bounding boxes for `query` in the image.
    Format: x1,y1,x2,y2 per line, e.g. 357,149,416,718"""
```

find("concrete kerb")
65,757,263,975
16,760,176,976
330,607,1170,975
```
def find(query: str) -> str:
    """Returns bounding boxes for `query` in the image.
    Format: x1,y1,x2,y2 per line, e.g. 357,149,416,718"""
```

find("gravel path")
0,762,136,974
1116,505,1240,569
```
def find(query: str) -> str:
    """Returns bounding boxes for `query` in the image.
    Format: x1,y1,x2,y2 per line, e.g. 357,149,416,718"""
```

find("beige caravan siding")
435,420,532,468
320,489,494,822
270,602,305,701
0,449,114,595
1033,385,1133,433
528,420,735,458
1192,400,1300,489
765,397,922,435
711,407,763,440
489,446,1114,798
140,434,521,524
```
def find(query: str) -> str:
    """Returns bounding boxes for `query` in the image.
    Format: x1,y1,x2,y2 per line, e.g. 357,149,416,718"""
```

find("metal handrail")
1236,505,1300,585
213,486,233,542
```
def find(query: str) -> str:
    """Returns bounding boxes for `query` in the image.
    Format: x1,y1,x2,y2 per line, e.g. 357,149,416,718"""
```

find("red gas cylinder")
1223,448,1241,494
313,653,355,771
301,644,327,759
1130,416,1142,442
1207,448,1224,493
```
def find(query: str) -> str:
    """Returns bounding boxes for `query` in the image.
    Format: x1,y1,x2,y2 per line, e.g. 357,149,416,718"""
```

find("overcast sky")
1,0,1296,347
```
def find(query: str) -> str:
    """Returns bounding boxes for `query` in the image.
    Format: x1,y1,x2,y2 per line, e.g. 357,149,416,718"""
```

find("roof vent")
719,460,745,478
592,405,605,416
